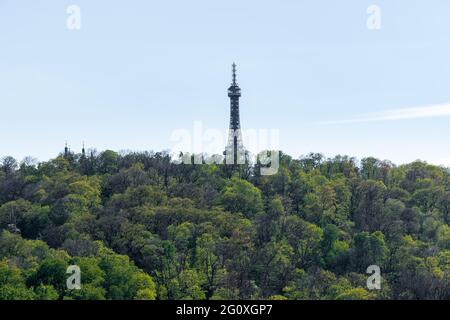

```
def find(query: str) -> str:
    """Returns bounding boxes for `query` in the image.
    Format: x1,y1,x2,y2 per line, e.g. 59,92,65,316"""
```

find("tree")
255,239,293,297
285,216,323,269
220,178,263,217
350,231,389,272
353,180,387,231
0,156,18,175
194,233,225,299
437,224,450,250
335,287,374,300
321,224,350,272
97,150,119,174
27,258,68,294
98,250,156,300
34,284,59,300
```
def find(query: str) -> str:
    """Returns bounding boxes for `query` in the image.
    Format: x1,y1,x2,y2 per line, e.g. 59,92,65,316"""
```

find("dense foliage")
0,150,449,300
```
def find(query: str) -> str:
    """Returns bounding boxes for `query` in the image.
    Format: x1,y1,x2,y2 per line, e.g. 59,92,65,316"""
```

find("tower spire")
232,62,237,85
64,141,69,157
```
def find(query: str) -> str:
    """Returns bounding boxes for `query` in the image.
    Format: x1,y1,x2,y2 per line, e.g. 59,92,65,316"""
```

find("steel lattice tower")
225,63,246,164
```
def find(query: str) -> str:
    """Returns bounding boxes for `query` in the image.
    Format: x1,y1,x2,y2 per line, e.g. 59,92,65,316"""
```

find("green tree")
220,178,263,217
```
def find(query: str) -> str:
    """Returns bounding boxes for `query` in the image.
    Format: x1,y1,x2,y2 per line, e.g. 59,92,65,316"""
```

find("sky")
1,0,450,166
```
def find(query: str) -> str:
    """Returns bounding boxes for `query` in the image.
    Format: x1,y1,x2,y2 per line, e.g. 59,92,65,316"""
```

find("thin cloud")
319,103,450,125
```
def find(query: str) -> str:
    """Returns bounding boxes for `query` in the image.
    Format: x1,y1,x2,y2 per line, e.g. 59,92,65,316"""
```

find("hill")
0,150,449,300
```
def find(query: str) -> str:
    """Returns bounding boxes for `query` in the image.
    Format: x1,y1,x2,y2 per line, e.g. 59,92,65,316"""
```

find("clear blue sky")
1,0,450,166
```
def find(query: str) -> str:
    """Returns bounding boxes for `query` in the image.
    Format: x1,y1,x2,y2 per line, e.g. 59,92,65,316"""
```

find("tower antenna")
64,141,69,157
232,62,237,85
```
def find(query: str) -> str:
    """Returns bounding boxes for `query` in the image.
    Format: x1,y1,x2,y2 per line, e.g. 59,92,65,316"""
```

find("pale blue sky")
1,1,450,165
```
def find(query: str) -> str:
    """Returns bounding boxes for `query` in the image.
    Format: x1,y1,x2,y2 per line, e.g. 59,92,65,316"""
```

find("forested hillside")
0,150,449,300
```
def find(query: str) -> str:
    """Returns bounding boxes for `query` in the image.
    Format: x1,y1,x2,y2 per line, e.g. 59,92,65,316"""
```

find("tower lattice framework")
225,63,247,164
